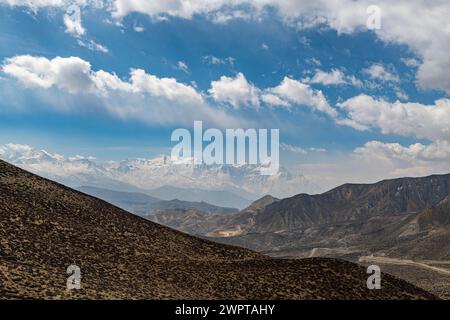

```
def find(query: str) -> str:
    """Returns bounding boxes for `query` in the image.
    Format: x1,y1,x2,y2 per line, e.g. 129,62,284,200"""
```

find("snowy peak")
0,143,320,200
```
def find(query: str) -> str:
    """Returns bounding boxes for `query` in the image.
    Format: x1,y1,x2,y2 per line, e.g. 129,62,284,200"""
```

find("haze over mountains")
0,143,319,209
77,186,239,215
0,159,435,300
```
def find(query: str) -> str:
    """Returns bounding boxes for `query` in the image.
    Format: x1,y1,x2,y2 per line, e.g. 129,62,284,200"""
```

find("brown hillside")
0,160,436,299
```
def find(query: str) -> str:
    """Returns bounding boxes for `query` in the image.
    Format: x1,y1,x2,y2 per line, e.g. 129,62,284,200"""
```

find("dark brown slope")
0,160,435,299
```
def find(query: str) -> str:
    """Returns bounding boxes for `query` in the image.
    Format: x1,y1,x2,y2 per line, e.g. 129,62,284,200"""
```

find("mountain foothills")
0,160,435,299
207,174,450,260
142,173,450,298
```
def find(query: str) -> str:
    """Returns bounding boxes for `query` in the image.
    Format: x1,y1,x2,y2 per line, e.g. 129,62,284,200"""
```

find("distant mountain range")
0,159,434,299
146,185,252,209
0,144,320,209
77,186,239,215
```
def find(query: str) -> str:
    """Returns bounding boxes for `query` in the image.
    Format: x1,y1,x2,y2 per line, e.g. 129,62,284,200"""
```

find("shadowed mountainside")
247,174,450,233
204,174,450,260
0,160,436,299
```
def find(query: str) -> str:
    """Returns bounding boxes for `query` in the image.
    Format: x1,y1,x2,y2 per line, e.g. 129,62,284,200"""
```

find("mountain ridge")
0,143,319,204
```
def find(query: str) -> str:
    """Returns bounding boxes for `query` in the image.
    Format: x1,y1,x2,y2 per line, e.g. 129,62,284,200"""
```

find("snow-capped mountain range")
0,143,320,201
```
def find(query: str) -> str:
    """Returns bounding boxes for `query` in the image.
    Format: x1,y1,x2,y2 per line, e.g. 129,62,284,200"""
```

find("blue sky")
1,0,450,187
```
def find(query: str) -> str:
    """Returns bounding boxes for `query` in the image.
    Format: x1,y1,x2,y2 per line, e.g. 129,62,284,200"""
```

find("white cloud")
348,75,363,88
2,1,450,93
337,94,450,141
3,1,449,93
0,0,70,9
176,61,189,74
63,5,85,37
362,63,399,82
354,140,450,177
261,42,269,50
2,55,93,93
261,93,291,108
202,55,234,66
401,58,420,68
1,55,242,127
209,72,260,109
309,69,346,85
308,69,362,87
1,56,337,124
208,72,338,117
77,39,109,53
394,88,409,101
294,139,450,192
305,58,321,66
309,147,326,153
281,143,307,155
355,140,450,162
133,25,144,32
268,77,338,117
210,9,252,24
281,143,326,154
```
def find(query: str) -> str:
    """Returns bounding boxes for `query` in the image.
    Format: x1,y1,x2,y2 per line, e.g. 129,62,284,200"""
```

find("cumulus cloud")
2,56,337,123
77,39,109,53
63,5,85,37
202,55,235,66
0,0,70,9
362,63,399,82
354,140,450,177
1,55,241,127
308,69,362,87
261,93,291,108
108,1,450,94
337,94,450,141
309,69,346,85
2,1,450,93
2,55,93,93
208,72,337,117
3,1,449,92
209,72,260,109
268,77,338,117
176,61,189,74
355,140,450,162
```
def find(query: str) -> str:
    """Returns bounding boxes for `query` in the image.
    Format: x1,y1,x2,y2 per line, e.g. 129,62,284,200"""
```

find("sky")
0,0,450,189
